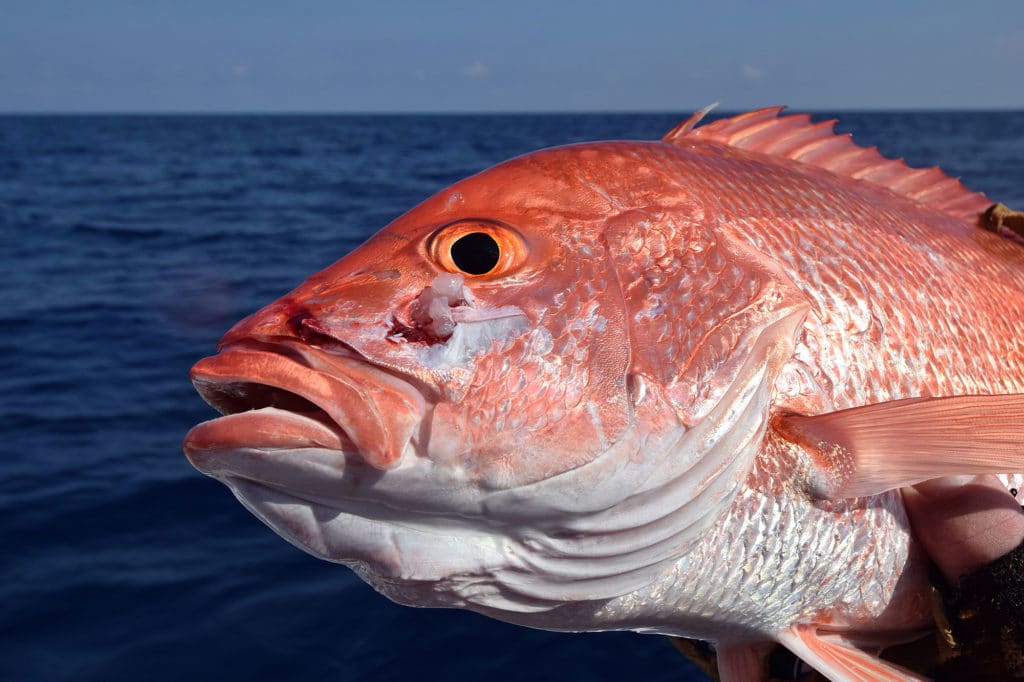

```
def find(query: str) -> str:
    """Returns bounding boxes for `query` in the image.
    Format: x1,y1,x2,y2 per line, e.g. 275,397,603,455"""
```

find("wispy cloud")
462,60,489,79
742,64,765,80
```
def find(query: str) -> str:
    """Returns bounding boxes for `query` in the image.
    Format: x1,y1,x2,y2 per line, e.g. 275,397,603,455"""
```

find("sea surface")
3,111,1023,682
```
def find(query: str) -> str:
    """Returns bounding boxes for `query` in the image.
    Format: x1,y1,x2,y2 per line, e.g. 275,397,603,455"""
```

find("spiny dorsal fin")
663,107,992,223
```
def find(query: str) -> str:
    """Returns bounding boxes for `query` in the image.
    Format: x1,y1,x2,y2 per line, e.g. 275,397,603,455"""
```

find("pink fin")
778,626,929,681
663,107,992,222
661,101,719,139
776,394,1024,499
715,640,774,682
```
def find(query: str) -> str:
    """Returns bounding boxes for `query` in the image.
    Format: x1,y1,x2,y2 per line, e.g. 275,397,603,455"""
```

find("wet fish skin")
184,109,1024,681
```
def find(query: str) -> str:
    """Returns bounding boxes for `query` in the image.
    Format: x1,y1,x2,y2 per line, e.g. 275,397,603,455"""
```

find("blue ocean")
3,112,1023,682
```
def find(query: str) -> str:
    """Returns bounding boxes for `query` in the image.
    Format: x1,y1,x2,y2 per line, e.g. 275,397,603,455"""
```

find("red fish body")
184,109,1024,681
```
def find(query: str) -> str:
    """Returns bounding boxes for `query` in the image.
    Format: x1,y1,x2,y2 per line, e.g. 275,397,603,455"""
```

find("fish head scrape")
183,140,808,623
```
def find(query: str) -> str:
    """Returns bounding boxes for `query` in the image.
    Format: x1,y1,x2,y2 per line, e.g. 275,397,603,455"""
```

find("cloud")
462,61,489,79
742,64,765,80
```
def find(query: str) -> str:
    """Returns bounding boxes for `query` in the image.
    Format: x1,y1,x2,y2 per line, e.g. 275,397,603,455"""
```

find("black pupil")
450,232,500,275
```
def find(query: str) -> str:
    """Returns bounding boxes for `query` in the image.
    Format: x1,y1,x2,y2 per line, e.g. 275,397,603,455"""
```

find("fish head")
183,141,809,623
189,143,645,483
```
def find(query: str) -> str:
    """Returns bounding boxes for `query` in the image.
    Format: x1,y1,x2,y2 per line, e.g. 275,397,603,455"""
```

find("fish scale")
185,108,1024,681
657,149,1024,404
629,439,923,639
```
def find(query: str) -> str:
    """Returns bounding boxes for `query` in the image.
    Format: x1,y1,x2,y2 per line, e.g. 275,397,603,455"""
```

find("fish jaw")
181,346,547,607
186,344,427,472
181,343,520,590
182,341,435,574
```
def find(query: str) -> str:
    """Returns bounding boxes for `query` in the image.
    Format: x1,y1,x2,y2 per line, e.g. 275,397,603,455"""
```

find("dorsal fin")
663,106,992,223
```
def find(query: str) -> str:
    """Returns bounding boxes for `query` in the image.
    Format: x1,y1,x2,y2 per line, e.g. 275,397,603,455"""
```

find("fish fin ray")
715,640,774,682
663,107,992,222
777,625,929,682
661,101,719,139
776,394,1024,499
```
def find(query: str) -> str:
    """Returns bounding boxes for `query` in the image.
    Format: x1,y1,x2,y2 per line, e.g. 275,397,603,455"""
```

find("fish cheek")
427,284,632,487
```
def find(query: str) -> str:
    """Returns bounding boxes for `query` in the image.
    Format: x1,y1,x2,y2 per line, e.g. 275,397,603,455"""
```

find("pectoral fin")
776,394,1024,499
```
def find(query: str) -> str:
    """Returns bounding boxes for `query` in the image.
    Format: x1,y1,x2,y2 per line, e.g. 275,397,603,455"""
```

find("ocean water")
2,111,1023,682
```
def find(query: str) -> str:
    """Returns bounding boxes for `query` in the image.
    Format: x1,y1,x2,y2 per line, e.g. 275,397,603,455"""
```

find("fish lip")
183,407,352,479
188,343,339,428
183,341,428,471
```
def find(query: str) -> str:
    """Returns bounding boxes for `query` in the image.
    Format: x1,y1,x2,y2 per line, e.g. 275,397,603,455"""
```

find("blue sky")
2,0,1023,112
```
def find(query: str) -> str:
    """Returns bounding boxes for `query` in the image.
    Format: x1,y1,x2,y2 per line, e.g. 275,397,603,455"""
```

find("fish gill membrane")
185,107,1024,682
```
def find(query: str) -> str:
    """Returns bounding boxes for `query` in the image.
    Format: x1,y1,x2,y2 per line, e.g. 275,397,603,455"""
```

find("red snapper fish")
183,108,1024,681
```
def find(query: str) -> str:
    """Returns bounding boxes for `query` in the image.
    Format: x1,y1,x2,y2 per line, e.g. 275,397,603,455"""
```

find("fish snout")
185,339,428,474
216,297,315,350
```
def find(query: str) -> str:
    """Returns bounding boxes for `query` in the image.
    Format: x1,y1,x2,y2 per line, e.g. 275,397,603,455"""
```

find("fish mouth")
182,346,508,595
183,341,428,475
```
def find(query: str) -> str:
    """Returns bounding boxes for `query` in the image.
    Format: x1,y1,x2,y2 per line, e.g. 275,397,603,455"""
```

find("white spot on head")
406,273,530,370
431,273,467,299
420,311,530,370
445,192,464,211
410,274,472,341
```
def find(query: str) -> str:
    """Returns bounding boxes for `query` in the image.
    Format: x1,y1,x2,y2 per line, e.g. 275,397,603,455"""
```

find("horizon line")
3,106,1024,117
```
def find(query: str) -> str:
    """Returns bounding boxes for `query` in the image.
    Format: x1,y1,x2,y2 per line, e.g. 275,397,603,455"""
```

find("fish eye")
429,220,527,278
450,232,500,275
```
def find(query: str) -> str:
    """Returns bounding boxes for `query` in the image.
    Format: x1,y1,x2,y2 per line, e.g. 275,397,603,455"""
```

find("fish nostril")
219,300,307,349
283,307,341,347
294,317,366,359
286,307,316,338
